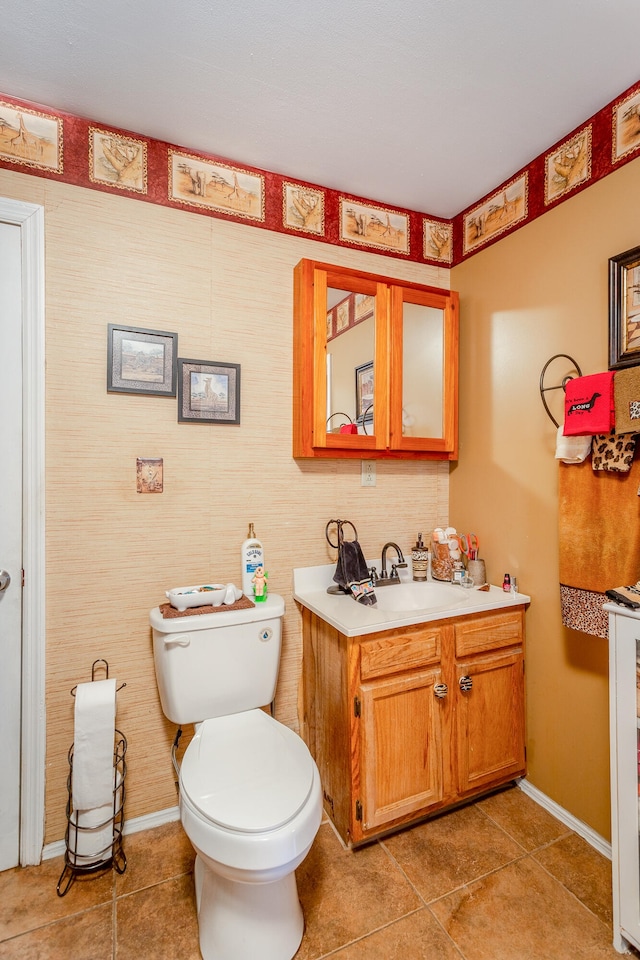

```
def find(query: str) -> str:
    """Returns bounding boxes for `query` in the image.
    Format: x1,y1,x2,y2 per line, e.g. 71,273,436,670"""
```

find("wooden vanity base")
301,606,526,846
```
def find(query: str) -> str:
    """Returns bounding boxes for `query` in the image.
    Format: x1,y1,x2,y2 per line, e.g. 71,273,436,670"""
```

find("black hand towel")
333,540,377,605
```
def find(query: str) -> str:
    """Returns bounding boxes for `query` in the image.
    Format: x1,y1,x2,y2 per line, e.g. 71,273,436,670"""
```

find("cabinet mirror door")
313,268,389,452
390,285,458,453
293,258,458,459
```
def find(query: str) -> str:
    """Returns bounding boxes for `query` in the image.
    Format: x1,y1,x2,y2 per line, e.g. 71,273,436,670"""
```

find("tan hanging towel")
558,454,640,636
614,366,640,434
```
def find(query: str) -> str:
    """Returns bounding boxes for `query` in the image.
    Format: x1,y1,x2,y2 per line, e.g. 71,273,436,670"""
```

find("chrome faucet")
375,542,407,586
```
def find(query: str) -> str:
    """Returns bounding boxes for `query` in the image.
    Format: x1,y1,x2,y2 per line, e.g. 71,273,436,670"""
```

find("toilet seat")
181,709,315,833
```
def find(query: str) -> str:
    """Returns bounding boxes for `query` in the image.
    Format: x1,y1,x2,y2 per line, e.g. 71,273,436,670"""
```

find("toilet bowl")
180,709,322,960
150,596,322,960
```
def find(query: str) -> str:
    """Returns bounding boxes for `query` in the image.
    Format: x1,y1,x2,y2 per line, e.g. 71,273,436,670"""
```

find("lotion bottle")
242,523,264,598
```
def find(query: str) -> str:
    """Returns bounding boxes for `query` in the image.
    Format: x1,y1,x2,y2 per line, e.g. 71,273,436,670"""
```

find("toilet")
150,594,322,960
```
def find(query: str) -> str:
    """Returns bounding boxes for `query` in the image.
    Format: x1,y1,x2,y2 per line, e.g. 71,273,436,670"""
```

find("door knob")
0,570,11,593
434,682,448,699
459,675,473,692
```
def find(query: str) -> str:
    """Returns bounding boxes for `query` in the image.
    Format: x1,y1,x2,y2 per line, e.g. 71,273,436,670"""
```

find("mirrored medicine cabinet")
293,258,459,460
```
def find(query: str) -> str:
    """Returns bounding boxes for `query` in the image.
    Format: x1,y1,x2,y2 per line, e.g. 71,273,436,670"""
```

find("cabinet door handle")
434,682,448,699
459,675,473,692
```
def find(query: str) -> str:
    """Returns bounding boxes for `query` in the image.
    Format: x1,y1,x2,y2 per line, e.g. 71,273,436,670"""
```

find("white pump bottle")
241,523,264,598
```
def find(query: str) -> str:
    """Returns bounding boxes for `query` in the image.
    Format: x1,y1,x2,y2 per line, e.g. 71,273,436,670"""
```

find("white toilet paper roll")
68,771,123,866
72,679,117,811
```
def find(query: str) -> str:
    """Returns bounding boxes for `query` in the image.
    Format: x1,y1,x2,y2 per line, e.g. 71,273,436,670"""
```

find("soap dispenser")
412,533,429,581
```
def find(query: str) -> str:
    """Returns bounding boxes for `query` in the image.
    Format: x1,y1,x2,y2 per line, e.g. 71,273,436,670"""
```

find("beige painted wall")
451,155,640,840
0,168,452,845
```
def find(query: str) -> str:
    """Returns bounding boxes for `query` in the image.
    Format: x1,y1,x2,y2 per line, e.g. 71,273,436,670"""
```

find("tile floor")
0,784,636,959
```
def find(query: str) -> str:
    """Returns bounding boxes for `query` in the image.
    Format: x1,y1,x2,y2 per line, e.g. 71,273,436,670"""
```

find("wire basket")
56,730,127,896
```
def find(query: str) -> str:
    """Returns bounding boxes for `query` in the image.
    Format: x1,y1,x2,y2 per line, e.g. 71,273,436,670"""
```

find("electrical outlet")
361,460,376,487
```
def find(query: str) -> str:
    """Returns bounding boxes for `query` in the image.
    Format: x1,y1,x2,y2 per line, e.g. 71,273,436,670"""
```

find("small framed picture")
609,245,640,369
355,361,374,422
107,324,177,396
178,358,241,424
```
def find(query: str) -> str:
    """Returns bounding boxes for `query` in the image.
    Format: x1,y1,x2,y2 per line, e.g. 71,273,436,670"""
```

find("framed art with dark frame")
609,245,640,369
107,324,178,396
177,358,241,424
355,361,374,423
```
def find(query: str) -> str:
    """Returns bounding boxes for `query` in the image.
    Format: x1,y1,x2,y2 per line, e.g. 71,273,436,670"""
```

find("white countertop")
293,561,530,637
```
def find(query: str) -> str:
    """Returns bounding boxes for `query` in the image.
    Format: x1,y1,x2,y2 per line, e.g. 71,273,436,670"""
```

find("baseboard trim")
517,778,611,860
42,781,611,863
42,805,180,861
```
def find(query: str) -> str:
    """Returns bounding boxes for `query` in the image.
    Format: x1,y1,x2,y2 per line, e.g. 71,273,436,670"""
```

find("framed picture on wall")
107,324,178,396
355,361,374,422
609,245,640,369
177,358,241,424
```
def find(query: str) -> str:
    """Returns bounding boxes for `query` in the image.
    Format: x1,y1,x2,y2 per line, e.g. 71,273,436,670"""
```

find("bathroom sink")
373,581,471,613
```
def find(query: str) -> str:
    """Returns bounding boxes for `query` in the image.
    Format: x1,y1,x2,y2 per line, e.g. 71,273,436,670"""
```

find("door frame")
1,196,46,866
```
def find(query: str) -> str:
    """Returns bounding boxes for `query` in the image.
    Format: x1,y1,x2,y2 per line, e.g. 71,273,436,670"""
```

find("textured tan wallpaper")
0,169,451,844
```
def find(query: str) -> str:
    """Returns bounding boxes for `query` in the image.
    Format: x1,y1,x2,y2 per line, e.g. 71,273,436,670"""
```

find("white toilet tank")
150,594,285,725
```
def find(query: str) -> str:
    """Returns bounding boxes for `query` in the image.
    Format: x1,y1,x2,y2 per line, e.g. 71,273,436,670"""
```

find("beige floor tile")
325,907,463,959
382,802,525,902
0,903,113,960
430,856,621,960
116,873,201,960
294,822,421,960
533,833,613,928
477,786,571,851
0,855,113,939
115,819,194,896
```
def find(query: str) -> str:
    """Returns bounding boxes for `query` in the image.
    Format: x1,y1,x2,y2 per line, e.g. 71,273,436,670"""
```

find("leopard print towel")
591,432,637,473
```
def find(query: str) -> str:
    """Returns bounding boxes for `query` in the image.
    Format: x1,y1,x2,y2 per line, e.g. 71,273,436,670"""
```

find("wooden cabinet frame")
293,258,459,460
301,607,526,846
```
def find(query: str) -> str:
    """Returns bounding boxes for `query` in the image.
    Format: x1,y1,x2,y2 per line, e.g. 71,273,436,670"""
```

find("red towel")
563,372,614,436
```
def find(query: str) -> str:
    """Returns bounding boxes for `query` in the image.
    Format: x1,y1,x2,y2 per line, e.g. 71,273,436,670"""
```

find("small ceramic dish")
166,583,227,610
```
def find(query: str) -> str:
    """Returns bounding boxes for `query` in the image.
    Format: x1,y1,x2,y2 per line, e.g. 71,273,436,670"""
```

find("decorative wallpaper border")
0,100,63,173
1,79,640,267
463,173,528,257
453,78,640,263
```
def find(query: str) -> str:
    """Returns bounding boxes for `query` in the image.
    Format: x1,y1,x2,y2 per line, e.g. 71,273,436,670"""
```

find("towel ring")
325,519,358,550
539,354,583,428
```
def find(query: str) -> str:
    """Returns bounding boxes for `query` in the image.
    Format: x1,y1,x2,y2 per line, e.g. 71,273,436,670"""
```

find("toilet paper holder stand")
57,660,127,897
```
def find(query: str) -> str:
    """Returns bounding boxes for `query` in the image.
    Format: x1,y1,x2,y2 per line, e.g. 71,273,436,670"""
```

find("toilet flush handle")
163,634,191,648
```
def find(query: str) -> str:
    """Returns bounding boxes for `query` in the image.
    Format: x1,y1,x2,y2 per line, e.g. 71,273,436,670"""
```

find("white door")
0,219,23,869
0,197,45,869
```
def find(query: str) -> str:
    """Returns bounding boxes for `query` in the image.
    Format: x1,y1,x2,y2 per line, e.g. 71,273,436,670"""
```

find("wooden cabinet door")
455,650,525,796
359,668,445,833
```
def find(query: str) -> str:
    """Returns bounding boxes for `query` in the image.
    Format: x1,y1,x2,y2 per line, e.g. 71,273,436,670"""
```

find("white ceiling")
3,0,640,219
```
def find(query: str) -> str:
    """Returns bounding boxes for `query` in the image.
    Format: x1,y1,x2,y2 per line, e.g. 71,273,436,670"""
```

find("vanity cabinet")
292,258,459,460
301,606,526,845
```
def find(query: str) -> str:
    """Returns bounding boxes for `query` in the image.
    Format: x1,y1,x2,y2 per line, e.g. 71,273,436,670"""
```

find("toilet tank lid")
180,710,316,833
150,593,285,632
